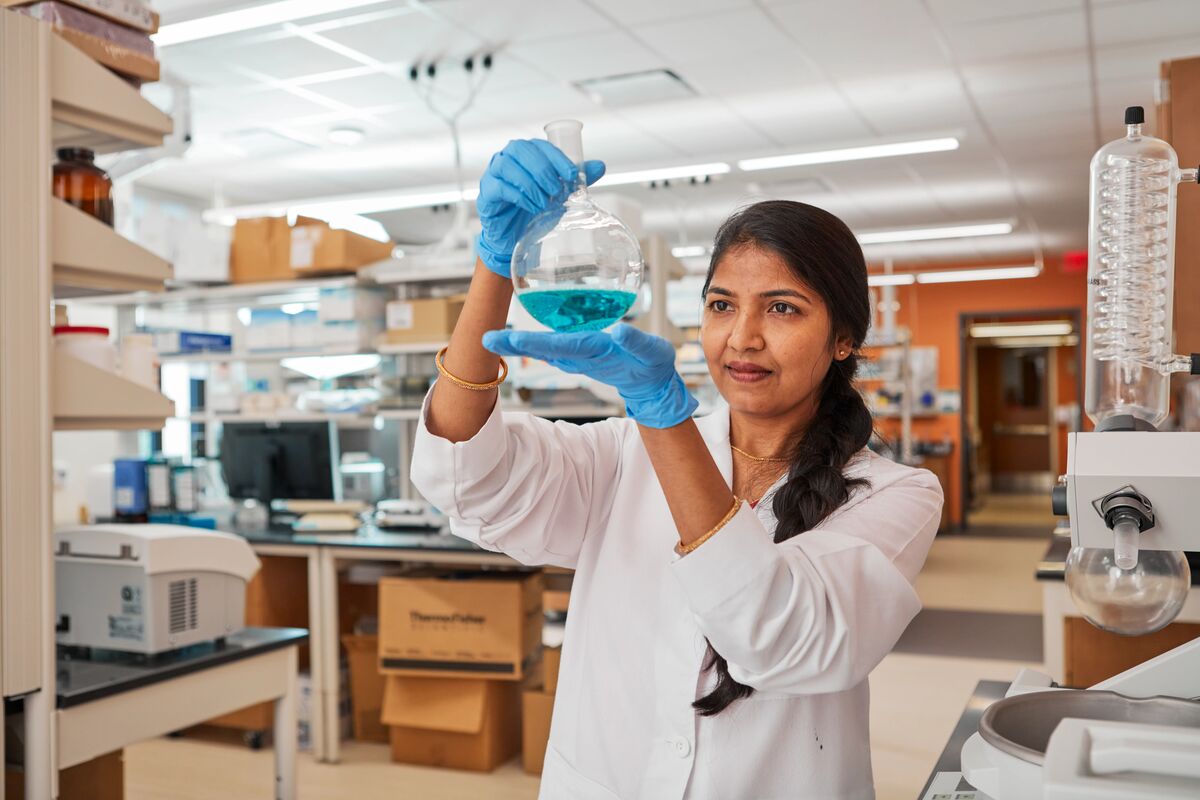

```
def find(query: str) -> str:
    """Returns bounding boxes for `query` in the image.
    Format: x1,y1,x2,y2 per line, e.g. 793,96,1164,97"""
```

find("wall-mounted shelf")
50,32,171,154
53,351,174,430
52,200,171,298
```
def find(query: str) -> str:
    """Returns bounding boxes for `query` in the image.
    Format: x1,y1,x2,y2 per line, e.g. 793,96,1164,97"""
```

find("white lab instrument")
55,524,260,655
511,119,644,332
374,499,444,530
961,108,1200,799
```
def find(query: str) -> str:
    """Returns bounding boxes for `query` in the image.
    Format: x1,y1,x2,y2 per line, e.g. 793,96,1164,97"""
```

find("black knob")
1051,485,1068,516
1125,106,1144,125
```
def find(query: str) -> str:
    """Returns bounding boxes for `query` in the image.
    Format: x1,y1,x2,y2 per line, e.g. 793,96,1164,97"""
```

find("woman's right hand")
475,139,606,276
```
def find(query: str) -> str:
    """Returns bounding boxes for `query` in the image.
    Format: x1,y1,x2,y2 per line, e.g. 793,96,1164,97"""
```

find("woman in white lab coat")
411,140,944,800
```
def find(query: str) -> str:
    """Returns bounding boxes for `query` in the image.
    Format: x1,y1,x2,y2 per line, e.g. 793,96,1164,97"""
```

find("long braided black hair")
693,200,875,717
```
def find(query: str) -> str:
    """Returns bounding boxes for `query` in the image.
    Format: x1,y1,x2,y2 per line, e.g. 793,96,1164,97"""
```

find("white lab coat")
411,395,943,800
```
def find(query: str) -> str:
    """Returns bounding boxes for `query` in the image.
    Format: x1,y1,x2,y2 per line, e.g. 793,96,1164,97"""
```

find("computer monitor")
220,421,341,504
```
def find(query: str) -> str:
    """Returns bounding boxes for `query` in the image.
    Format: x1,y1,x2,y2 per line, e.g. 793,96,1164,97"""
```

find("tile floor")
126,532,1052,800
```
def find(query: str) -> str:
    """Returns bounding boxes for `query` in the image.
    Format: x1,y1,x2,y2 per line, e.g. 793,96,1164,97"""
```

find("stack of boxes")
377,570,544,771
229,217,394,284
5,0,161,83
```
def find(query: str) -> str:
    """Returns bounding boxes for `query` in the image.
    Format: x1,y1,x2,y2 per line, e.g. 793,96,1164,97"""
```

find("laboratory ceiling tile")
766,0,951,81
975,86,1094,134
674,48,820,99
316,10,467,64
622,98,774,157
572,114,688,165
191,87,333,129
592,0,755,27
1094,37,1200,81
635,7,796,64
214,36,365,81
923,0,1082,25
1090,0,1200,48
297,72,419,111
434,0,614,44
508,30,665,84
941,9,1087,64
472,82,599,126
960,52,1092,97
721,86,876,150
838,71,974,134
159,41,259,88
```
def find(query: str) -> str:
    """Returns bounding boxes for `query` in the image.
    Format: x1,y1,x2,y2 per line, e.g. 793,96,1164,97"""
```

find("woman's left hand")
482,323,698,429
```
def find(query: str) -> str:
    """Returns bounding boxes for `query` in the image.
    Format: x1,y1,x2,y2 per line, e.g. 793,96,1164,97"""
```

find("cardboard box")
384,296,467,345
1,0,159,33
522,689,555,775
231,217,394,282
343,634,388,743
383,676,520,772
53,25,159,82
544,646,561,694
230,217,294,284
290,223,393,276
379,571,542,680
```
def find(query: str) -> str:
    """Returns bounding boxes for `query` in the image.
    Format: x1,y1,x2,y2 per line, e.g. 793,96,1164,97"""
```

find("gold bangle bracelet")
435,346,508,391
676,496,743,556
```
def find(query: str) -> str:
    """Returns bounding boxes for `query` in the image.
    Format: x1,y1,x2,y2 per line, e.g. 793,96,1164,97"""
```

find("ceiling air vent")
575,69,696,107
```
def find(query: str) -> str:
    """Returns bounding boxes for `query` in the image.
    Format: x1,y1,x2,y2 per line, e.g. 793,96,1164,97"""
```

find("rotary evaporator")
959,107,1200,800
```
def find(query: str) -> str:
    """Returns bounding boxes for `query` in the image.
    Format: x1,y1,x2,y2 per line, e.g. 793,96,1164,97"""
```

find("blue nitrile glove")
482,323,698,428
476,139,606,276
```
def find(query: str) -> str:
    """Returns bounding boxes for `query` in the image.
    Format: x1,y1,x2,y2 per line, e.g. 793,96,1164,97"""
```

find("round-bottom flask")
512,120,643,332
1064,546,1190,635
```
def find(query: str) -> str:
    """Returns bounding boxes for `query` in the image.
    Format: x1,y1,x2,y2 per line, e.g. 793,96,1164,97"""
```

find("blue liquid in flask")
518,288,638,332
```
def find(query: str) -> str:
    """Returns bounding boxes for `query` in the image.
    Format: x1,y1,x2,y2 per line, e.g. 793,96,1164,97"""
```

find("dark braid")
693,200,873,717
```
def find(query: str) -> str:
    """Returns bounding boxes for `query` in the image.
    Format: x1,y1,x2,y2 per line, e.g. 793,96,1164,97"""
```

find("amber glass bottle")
53,148,114,226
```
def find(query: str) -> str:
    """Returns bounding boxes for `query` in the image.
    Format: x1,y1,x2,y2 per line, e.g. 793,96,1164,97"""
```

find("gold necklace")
730,444,790,463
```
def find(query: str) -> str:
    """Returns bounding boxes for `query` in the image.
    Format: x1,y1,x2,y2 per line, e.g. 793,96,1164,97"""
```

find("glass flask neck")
1126,122,1143,140
567,168,590,202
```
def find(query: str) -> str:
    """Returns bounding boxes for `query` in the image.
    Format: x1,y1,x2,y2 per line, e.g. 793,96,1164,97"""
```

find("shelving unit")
177,411,376,429
376,340,447,355
1,14,175,798
54,352,175,430
160,345,369,363
52,200,171,297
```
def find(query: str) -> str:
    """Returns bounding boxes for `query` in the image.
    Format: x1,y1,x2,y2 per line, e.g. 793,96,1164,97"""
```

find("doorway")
961,310,1083,535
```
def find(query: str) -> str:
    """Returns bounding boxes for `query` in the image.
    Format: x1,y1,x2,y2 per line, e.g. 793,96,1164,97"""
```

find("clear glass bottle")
53,147,114,227
1085,106,1197,429
512,120,643,332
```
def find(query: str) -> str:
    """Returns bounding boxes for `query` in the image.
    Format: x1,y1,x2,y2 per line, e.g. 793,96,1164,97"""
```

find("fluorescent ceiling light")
917,265,1041,284
154,0,390,46
969,322,1074,338
857,221,1013,245
594,162,730,187
867,273,916,287
339,461,385,474
203,187,478,225
738,137,960,172
671,245,708,258
280,354,380,380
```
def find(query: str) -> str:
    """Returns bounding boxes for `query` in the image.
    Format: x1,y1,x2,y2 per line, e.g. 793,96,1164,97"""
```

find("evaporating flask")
1085,106,1198,429
512,120,644,332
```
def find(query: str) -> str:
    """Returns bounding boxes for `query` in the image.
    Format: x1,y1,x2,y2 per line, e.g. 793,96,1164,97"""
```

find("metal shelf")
181,411,375,429
53,351,174,430
77,275,358,309
52,200,171,298
160,346,369,363
50,32,171,154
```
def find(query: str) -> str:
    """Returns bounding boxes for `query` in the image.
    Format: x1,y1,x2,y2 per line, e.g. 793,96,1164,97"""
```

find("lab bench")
8,627,306,799
231,524,524,764
1036,536,1200,688
918,679,1008,800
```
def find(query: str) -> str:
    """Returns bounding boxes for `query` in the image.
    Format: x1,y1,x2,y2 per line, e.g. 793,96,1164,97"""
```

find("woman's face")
701,245,852,420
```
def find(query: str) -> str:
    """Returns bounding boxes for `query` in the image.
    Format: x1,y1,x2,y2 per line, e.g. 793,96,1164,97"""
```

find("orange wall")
873,258,1088,527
